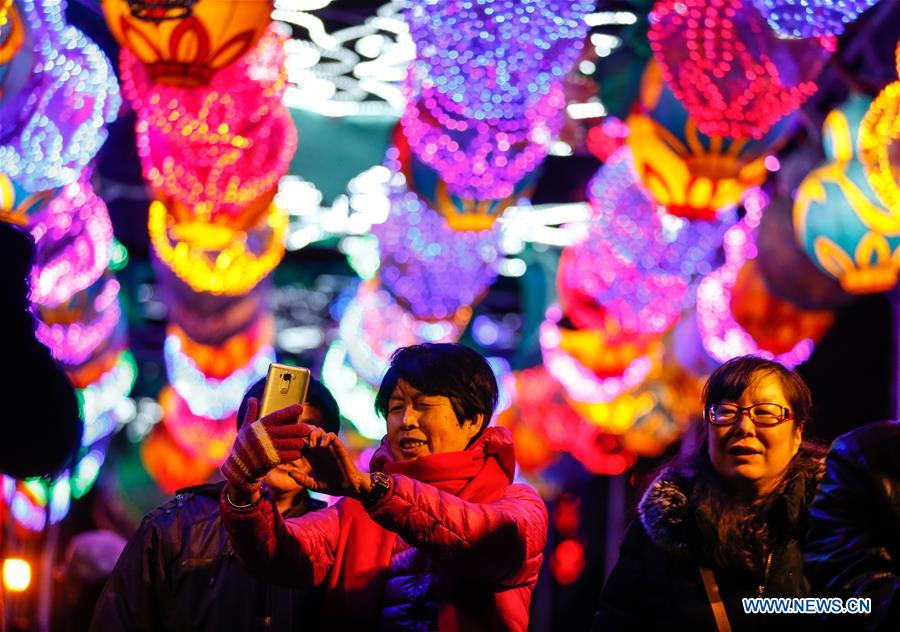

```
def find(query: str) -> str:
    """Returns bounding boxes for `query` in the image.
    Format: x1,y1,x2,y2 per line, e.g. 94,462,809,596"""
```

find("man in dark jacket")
90,376,341,631
805,420,900,631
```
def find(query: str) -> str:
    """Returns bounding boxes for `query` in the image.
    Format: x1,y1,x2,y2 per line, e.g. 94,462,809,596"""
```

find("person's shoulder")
831,420,900,462
140,482,224,530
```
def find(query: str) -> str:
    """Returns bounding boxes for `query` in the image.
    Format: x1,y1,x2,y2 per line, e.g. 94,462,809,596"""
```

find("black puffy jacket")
805,420,900,631
90,481,325,631
595,447,824,631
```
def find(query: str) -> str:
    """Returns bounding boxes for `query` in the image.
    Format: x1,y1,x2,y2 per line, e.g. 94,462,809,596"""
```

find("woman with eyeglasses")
594,355,827,631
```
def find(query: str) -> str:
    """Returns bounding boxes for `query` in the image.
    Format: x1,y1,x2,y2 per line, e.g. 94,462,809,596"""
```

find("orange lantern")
730,259,834,356
100,0,273,86
168,314,274,380
140,423,216,495
859,44,900,212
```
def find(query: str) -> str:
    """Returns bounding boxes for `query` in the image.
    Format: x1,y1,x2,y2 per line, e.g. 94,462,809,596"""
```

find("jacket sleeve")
805,435,900,628
367,475,548,587
592,519,650,632
89,516,166,632
220,490,340,587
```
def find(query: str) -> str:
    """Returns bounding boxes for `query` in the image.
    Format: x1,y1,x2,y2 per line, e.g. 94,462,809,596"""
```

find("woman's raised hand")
287,429,371,499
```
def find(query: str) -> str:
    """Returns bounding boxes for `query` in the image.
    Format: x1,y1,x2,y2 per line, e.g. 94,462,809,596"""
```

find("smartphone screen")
259,364,311,418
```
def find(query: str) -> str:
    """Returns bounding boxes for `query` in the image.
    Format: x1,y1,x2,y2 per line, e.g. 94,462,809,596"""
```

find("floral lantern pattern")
794,94,900,294
649,0,834,139
100,0,273,87
627,61,795,220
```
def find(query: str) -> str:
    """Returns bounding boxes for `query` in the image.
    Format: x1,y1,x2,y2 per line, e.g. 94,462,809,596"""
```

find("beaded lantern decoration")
649,0,834,139
29,178,114,308
859,43,900,213
752,0,881,38
122,25,297,221
627,61,796,220
101,0,273,87
0,0,120,192
795,94,900,294
698,189,830,367
372,148,501,320
399,0,591,221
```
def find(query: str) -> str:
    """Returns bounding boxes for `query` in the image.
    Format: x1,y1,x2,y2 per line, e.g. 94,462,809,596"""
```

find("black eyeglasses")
704,403,793,427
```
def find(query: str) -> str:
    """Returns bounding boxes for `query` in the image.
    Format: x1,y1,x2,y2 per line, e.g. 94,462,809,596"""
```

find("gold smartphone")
259,363,311,418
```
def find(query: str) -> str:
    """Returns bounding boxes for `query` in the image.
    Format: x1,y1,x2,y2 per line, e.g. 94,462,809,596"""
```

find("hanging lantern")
100,0,273,87
147,195,288,296
541,304,663,405
1,0,120,191
730,258,834,355
0,173,55,226
859,44,900,213
122,26,296,220
372,148,500,320
794,95,900,294
29,178,114,308
627,61,795,220
698,189,824,367
649,0,833,139
756,196,854,310
140,423,217,495
405,0,592,123
158,386,239,466
394,121,541,231
752,0,881,38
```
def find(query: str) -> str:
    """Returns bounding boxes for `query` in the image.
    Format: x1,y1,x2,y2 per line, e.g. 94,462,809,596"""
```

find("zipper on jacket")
757,552,774,596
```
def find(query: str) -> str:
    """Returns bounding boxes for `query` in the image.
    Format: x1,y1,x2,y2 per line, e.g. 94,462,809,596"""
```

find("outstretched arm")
366,475,548,587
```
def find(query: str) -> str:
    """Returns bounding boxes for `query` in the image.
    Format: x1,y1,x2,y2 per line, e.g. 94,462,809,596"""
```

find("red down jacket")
221,427,548,631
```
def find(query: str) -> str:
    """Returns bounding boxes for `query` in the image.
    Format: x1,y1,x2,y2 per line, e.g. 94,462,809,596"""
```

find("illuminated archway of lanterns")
1,0,131,531
795,94,900,295
103,0,294,489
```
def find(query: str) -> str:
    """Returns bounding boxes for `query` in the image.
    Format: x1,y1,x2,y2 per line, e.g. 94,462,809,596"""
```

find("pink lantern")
122,25,297,220
29,178,113,308
649,0,834,139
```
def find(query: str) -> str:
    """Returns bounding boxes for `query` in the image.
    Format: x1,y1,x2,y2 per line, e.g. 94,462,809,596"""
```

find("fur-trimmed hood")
638,446,825,558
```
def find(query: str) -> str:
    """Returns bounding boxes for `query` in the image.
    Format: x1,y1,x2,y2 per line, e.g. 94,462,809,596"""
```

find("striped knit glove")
221,401,309,493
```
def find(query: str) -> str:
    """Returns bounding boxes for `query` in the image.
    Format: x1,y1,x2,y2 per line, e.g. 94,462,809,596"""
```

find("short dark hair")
237,374,341,434
702,356,812,428
374,343,498,437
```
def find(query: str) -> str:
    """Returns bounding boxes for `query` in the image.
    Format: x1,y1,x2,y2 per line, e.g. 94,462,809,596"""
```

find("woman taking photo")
219,343,548,631
595,355,825,631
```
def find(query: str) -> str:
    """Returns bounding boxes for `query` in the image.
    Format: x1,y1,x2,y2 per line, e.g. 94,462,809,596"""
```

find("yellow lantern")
147,192,288,296
859,44,900,212
100,0,273,86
